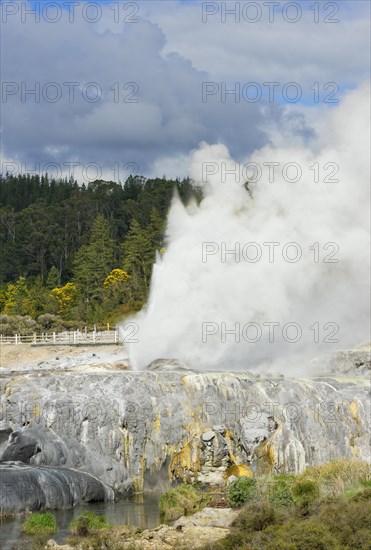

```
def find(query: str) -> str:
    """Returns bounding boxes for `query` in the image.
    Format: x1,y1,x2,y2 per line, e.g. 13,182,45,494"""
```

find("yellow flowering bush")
104,269,130,289
51,282,77,313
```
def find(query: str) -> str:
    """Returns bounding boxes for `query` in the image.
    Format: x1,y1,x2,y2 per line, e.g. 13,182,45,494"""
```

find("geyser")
126,84,370,371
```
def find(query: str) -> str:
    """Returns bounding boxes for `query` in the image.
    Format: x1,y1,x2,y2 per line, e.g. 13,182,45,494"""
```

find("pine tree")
73,214,115,302
28,275,48,317
121,211,164,305
46,266,60,289
121,219,152,303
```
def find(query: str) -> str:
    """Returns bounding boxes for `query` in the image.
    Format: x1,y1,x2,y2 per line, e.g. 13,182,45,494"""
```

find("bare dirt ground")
0,344,131,374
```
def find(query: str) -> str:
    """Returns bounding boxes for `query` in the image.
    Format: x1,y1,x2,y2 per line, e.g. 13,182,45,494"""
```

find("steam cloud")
125,84,370,371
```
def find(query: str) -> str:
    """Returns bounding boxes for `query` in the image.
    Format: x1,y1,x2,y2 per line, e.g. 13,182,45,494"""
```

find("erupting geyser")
125,84,370,371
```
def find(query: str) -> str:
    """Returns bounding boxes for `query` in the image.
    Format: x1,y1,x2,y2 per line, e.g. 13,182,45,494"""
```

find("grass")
70,511,113,536
22,512,57,536
200,460,371,550
203,486,371,549
297,458,371,497
159,483,211,523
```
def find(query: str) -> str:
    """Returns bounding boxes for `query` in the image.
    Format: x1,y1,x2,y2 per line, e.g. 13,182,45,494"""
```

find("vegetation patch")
159,483,211,523
22,512,57,536
227,477,258,507
202,461,371,550
0,175,201,326
297,458,371,497
268,474,295,508
70,511,113,537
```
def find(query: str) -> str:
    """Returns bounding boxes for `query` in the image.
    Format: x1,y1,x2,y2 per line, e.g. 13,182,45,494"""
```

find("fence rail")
0,330,121,346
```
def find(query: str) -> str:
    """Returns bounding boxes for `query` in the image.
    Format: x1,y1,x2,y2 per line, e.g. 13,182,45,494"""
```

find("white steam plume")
124,84,370,371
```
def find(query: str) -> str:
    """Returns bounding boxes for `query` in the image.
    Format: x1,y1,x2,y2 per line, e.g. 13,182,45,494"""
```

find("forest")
0,172,201,330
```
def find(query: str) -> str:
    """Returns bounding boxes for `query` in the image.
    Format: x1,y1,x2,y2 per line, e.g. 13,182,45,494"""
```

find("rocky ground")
44,507,238,549
0,343,370,514
1,344,130,375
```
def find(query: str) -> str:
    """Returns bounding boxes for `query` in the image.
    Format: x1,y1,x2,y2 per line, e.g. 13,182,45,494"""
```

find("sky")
0,0,370,182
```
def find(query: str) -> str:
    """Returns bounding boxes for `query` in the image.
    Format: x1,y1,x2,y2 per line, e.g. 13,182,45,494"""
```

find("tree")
104,268,130,291
28,276,49,317
0,172,200,323
102,268,131,313
50,282,78,315
3,277,32,316
73,215,115,320
121,219,152,304
121,211,164,306
46,266,60,289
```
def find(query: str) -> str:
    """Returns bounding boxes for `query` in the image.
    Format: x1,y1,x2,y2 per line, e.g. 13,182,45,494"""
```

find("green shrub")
292,480,319,515
70,512,113,536
298,459,371,497
159,484,210,523
348,486,371,502
0,314,37,336
232,501,286,532
268,475,294,507
201,462,371,550
227,477,258,507
256,519,338,550
22,512,57,536
314,496,371,547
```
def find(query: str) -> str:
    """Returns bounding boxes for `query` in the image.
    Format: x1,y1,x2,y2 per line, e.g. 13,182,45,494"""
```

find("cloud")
0,2,265,178
2,1,368,179
150,1,370,87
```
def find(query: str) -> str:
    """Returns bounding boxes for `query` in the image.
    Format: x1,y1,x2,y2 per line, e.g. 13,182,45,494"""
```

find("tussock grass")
22,512,57,536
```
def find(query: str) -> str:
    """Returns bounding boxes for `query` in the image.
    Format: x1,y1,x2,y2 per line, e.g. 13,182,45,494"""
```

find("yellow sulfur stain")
224,428,238,464
349,401,360,425
224,464,253,479
33,402,42,419
169,440,202,482
268,443,275,465
256,439,275,475
153,412,161,433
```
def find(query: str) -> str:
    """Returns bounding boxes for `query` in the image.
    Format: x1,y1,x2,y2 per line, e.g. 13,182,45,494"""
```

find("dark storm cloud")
0,3,269,179
1,0,369,179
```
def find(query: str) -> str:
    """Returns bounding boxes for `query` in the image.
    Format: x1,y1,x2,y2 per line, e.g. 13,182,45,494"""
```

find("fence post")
73,331,77,344
33,333,37,344
114,330,118,344
15,334,18,345
53,332,56,344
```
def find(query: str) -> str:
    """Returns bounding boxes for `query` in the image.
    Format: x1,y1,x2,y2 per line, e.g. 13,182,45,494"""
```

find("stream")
0,495,160,549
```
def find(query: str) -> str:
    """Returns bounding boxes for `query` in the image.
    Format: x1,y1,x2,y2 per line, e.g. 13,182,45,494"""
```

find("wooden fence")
0,329,121,346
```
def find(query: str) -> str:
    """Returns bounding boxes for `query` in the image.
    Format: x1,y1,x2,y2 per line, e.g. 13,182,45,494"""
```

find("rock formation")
0,461,113,514
0,347,370,513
